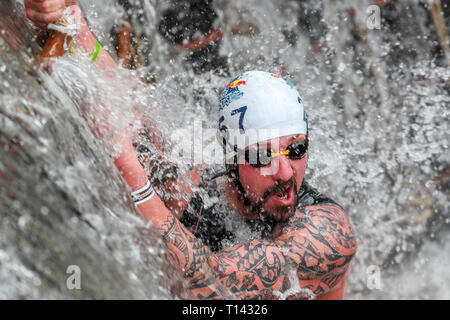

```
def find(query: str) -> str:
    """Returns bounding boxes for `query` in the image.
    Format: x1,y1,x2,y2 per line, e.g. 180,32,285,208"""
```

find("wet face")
237,134,308,223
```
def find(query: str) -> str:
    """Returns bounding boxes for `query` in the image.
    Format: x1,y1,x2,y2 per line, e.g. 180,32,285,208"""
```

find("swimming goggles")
244,137,309,168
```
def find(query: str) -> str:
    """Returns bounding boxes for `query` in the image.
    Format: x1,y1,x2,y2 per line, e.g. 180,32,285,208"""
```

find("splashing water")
1,0,449,299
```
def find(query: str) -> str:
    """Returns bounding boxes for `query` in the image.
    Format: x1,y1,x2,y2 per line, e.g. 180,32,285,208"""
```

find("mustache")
262,177,297,202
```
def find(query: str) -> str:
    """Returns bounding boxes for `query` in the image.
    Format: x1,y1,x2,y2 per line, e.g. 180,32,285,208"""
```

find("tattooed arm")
140,190,356,299
114,139,356,299
208,203,357,299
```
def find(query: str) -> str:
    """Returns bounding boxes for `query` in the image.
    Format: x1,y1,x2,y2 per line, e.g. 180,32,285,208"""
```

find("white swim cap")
218,70,307,152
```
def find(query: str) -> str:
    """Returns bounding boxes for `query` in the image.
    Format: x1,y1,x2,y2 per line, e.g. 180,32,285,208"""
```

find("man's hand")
25,0,79,28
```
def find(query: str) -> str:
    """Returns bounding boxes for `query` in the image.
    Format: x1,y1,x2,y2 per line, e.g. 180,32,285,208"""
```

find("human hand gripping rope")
40,7,100,64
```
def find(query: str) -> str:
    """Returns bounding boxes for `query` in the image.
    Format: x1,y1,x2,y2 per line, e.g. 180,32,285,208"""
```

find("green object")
90,39,101,62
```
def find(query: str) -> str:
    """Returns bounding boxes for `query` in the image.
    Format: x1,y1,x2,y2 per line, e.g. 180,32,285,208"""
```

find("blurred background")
0,0,449,299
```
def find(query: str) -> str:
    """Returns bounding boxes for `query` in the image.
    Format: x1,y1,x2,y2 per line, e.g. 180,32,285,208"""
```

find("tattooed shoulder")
210,203,357,299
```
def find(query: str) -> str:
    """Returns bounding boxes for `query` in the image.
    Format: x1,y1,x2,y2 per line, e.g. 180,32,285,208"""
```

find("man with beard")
135,71,357,300
25,0,357,300
143,71,357,299
178,71,342,254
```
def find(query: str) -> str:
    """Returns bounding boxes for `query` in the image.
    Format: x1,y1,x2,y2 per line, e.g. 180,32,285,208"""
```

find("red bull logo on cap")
220,77,248,110
226,79,247,88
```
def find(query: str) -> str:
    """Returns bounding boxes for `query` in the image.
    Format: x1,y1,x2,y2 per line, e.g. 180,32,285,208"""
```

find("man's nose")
271,155,293,182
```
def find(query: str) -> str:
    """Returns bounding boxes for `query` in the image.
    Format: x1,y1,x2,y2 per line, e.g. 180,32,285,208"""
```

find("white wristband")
131,180,155,205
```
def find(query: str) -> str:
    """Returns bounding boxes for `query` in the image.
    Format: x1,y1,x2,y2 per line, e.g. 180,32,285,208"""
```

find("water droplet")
40,206,49,216
18,215,30,230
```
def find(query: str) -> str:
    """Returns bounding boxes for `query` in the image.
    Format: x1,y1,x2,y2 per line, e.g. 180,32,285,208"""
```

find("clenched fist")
25,0,79,28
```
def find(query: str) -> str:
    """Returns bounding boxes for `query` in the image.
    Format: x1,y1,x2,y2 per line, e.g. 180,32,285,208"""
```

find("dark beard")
249,177,298,224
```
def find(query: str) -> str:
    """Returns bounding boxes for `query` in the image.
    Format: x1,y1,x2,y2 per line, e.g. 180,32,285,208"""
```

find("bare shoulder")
208,203,357,299
285,203,358,256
